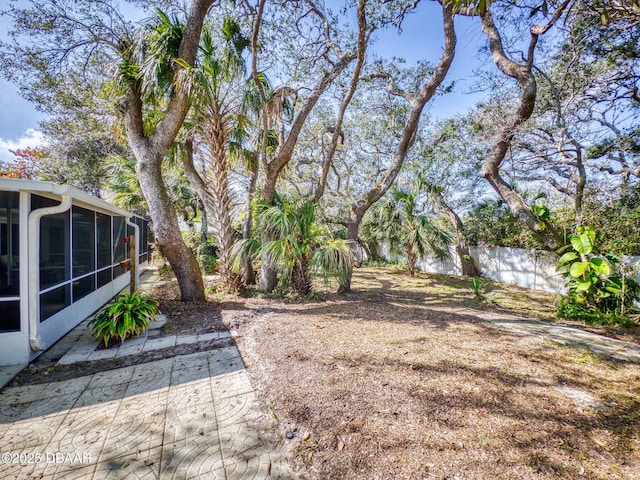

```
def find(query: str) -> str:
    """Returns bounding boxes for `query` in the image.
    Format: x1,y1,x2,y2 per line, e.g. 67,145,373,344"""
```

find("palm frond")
311,239,355,286
135,8,185,99
414,215,452,261
230,237,261,272
257,203,295,238
298,200,315,239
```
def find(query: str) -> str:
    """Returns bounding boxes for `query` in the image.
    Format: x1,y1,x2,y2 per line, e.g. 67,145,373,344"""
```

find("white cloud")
0,129,46,164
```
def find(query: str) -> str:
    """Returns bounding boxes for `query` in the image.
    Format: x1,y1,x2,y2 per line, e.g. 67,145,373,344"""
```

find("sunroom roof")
0,178,132,217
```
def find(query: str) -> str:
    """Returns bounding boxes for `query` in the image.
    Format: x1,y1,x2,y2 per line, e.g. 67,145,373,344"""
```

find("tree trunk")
205,120,244,293
292,259,313,296
259,243,279,291
258,58,350,290
241,165,258,285
479,8,564,251
182,137,243,293
407,246,417,277
137,157,205,300
450,217,479,277
199,199,208,244
339,212,364,293
431,189,480,277
242,254,256,286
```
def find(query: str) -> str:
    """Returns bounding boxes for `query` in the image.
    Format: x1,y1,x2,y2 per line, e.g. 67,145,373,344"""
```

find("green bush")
556,297,637,327
89,292,159,347
198,253,219,275
557,226,640,317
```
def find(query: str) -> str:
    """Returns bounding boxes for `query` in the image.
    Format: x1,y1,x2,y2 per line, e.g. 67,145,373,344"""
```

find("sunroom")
0,178,149,366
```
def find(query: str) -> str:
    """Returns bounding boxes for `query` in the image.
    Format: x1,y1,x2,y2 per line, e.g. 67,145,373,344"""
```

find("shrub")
89,292,159,347
198,253,219,275
556,297,637,327
556,226,640,323
232,195,354,295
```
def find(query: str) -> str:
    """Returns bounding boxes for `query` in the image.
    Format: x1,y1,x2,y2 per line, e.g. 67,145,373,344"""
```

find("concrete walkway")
468,309,640,363
0,348,297,479
0,270,299,479
57,323,231,366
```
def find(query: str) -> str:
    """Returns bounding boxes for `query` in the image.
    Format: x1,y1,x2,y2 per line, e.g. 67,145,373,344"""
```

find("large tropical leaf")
414,214,452,261
569,261,589,278
604,276,623,295
311,239,355,285
557,251,578,269
230,237,261,271
574,277,593,292
298,200,316,239
570,226,596,255
258,203,295,238
589,257,611,276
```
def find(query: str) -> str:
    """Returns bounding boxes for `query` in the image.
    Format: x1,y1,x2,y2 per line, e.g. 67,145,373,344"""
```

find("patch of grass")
569,350,602,364
486,293,501,306
362,259,397,268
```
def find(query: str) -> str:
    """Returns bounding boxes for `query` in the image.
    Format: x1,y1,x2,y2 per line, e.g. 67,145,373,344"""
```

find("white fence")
382,245,640,294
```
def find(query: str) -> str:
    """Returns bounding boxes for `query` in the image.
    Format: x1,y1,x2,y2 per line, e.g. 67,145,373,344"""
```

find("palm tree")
107,154,199,227
365,179,452,277
176,17,252,292
232,194,354,296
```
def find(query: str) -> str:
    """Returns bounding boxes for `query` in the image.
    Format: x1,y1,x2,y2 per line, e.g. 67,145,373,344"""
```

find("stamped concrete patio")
0,346,298,479
0,271,298,480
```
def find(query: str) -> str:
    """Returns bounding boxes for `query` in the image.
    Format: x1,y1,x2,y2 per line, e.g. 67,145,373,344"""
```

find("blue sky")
0,7,46,163
371,1,487,118
0,0,490,164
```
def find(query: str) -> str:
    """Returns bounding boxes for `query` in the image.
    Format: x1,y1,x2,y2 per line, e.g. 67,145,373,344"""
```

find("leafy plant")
464,199,543,250
232,194,354,295
556,226,640,320
363,177,452,277
471,277,484,299
89,292,160,347
197,252,219,275
556,297,638,327
531,202,551,222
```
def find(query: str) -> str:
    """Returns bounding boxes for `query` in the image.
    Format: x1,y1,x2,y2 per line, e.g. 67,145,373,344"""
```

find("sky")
0,7,47,163
0,0,490,165
372,2,487,118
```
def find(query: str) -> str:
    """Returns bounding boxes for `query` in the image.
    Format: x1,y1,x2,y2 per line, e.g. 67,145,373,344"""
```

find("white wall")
384,245,640,294
468,247,565,293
